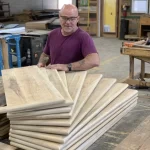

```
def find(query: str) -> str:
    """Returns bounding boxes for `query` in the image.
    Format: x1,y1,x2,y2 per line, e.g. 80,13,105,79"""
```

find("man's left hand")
46,64,68,71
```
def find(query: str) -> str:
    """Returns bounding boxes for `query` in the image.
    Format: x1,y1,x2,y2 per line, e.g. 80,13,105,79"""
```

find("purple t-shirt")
43,28,97,64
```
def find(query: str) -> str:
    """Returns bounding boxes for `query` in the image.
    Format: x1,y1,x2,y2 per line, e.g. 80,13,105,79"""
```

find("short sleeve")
43,33,51,55
80,33,97,57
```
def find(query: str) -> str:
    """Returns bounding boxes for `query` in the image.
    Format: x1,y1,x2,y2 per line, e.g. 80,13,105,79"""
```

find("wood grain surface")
1,67,66,113
69,102,137,150
10,90,137,150
9,74,102,120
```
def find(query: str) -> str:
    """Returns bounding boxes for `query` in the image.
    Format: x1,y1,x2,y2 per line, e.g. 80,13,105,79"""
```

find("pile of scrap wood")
0,66,138,150
13,10,41,22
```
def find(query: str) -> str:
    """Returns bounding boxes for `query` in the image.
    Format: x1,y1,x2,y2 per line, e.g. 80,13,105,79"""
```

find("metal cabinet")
20,35,47,66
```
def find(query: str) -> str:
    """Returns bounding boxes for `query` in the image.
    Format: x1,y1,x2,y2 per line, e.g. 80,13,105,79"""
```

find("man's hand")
46,64,69,71
37,62,45,68
37,52,49,68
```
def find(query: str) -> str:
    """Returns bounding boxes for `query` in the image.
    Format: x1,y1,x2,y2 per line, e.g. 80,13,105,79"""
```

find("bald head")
59,4,78,16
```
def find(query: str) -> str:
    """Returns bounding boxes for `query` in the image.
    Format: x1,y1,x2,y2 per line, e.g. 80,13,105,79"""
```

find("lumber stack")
0,80,10,140
1,66,138,150
0,114,9,139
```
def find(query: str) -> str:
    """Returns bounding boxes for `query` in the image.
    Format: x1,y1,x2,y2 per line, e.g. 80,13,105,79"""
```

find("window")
58,0,72,9
131,0,148,13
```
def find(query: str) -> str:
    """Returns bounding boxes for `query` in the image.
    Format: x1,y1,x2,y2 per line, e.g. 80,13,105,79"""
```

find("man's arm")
37,52,50,67
46,53,100,71
72,53,99,70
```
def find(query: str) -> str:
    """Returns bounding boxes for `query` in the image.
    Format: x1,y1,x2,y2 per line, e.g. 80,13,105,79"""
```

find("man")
37,4,100,71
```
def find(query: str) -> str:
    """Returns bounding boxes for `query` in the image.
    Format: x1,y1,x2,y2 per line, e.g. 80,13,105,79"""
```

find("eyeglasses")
60,16,78,22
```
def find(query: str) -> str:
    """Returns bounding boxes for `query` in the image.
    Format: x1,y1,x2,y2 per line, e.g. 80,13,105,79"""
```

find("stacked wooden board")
0,114,9,139
0,66,138,150
0,79,10,140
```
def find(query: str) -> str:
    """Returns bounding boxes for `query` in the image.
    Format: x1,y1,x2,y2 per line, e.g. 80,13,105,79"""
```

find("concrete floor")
87,37,150,150
89,37,150,82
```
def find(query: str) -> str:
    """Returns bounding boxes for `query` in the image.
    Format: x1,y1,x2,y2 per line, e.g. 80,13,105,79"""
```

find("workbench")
121,46,150,87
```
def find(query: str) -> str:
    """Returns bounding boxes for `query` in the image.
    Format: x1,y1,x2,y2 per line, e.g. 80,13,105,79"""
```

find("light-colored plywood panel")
66,71,87,115
63,90,137,148
1,66,65,113
69,78,117,132
10,95,137,150
4,67,64,106
10,78,116,127
69,74,102,122
66,99,137,150
10,129,64,143
6,70,87,115
58,71,68,89
11,125,69,135
10,78,115,131
10,94,137,146
10,87,136,149
10,133,61,150
60,83,129,146
115,115,150,150
37,67,72,105
8,102,71,113
87,83,129,116
8,107,71,119
9,74,102,120
10,100,135,150
10,118,71,126
10,113,71,120
10,137,50,150
37,74,102,123
10,101,136,150
69,102,137,150
10,141,36,150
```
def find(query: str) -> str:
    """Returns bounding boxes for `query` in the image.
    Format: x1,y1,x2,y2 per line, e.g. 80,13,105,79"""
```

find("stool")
5,35,21,68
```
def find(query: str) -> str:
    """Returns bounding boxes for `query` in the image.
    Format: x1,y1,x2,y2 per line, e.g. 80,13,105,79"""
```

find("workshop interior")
0,0,150,150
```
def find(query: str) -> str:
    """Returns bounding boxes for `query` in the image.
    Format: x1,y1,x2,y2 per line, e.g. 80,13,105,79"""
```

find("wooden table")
121,46,150,87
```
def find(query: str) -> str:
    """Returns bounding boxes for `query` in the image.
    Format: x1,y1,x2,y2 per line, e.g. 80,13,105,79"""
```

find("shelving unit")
139,16,150,38
78,0,99,36
0,2,10,18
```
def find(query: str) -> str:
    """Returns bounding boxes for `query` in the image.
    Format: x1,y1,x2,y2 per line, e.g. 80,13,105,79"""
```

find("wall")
3,0,58,14
3,0,76,15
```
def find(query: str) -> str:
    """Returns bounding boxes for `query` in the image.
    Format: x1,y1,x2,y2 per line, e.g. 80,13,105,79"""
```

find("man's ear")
77,16,80,22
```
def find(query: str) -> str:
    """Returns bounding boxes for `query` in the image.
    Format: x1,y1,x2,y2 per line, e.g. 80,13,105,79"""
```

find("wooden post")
129,56,134,79
140,60,145,81
0,39,9,69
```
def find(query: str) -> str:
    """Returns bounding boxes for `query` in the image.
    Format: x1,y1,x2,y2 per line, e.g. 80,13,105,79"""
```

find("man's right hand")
37,63,45,68
37,52,49,68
